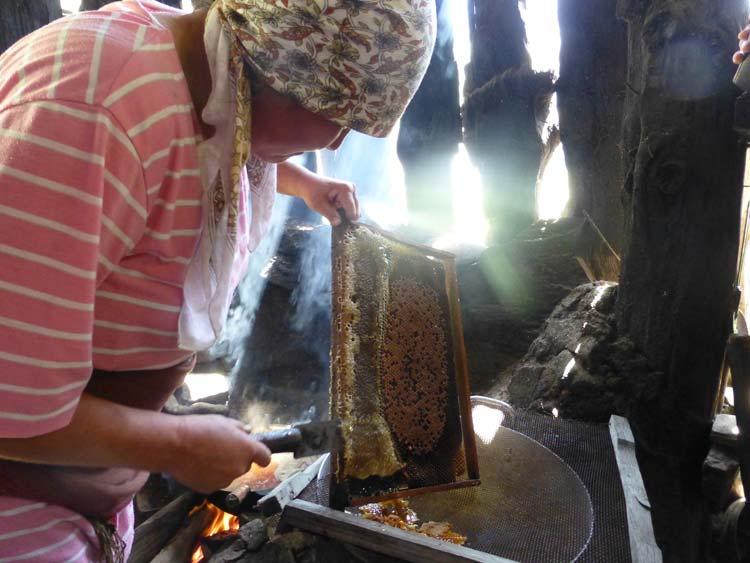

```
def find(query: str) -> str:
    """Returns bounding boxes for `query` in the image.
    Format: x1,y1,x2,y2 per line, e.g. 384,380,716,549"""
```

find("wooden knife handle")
249,428,302,454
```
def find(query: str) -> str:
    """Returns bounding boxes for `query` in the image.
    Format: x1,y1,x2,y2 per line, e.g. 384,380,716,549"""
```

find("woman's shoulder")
0,4,182,114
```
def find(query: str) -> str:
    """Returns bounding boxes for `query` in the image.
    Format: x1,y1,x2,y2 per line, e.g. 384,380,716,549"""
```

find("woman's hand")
300,174,360,226
734,23,750,64
0,393,271,497
167,415,271,494
277,160,360,225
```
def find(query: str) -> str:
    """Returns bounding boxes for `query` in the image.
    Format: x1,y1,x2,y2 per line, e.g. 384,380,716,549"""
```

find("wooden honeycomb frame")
329,221,479,507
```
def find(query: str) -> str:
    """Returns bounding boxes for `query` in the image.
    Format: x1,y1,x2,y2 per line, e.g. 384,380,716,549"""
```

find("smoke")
434,0,456,55
320,128,407,229
206,194,292,368
222,137,406,423
290,131,407,363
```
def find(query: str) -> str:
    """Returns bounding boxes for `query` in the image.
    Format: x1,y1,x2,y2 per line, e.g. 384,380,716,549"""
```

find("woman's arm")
277,160,360,225
0,392,271,493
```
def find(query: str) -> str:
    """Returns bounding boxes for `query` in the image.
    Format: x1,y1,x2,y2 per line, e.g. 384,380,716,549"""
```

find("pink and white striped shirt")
0,1,219,559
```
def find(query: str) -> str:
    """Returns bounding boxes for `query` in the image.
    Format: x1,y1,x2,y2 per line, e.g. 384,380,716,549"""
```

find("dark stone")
207,541,248,563
458,218,590,393
242,542,296,563
239,519,268,552
134,473,174,519
503,282,660,422
702,446,740,513
712,414,739,451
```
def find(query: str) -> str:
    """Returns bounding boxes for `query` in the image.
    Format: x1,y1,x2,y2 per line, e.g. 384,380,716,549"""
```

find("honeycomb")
380,278,448,455
331,228,405,480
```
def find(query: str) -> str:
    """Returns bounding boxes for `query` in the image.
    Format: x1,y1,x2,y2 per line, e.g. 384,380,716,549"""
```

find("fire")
189,459,280,562
190,502,239,563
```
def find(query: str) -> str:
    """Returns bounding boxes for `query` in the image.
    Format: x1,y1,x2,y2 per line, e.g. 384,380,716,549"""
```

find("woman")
0,0,435,560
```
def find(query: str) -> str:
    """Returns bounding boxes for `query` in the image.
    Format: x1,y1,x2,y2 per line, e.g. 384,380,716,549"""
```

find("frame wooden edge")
348,479,482,507
444,258,480,480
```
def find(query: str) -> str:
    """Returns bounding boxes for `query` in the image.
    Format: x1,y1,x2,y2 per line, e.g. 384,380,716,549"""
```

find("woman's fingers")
327,182,358,223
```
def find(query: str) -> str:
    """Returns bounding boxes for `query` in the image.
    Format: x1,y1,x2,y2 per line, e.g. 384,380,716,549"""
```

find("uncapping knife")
246,420,341,458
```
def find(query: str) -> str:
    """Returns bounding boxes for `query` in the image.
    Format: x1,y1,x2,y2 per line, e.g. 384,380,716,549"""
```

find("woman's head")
250,82,350,162
245,63,349,162
218,0,436,139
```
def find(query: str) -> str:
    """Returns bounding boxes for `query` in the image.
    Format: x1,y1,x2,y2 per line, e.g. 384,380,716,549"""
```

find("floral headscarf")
218,0,437,138
179,0,435,350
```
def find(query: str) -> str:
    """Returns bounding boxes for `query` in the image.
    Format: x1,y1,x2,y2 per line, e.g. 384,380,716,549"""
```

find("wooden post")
615,1,747,559
396,0,460,242
557,0,628,280
462,0,552,245
0,0,61,54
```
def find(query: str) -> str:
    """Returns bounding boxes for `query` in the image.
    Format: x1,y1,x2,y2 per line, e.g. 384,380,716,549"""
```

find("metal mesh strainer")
407,397,594,562
303,397,593,562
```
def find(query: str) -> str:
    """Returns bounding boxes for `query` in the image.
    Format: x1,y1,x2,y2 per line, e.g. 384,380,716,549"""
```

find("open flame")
190,502,239,563
189,460,281,562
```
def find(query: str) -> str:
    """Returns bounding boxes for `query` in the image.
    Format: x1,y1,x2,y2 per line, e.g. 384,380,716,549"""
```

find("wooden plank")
280,499,516,563
609,416,662,563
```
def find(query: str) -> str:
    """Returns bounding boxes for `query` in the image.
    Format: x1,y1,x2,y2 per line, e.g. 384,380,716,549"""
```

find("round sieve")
305,397,594,562
407,396,594,562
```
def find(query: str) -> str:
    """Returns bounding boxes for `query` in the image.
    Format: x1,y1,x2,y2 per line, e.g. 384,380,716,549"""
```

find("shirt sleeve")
0,100,146,438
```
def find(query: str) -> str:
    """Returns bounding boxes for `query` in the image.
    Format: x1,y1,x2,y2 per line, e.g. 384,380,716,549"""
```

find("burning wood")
190,502,240,562
153,505,215,563
129,492,202,563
